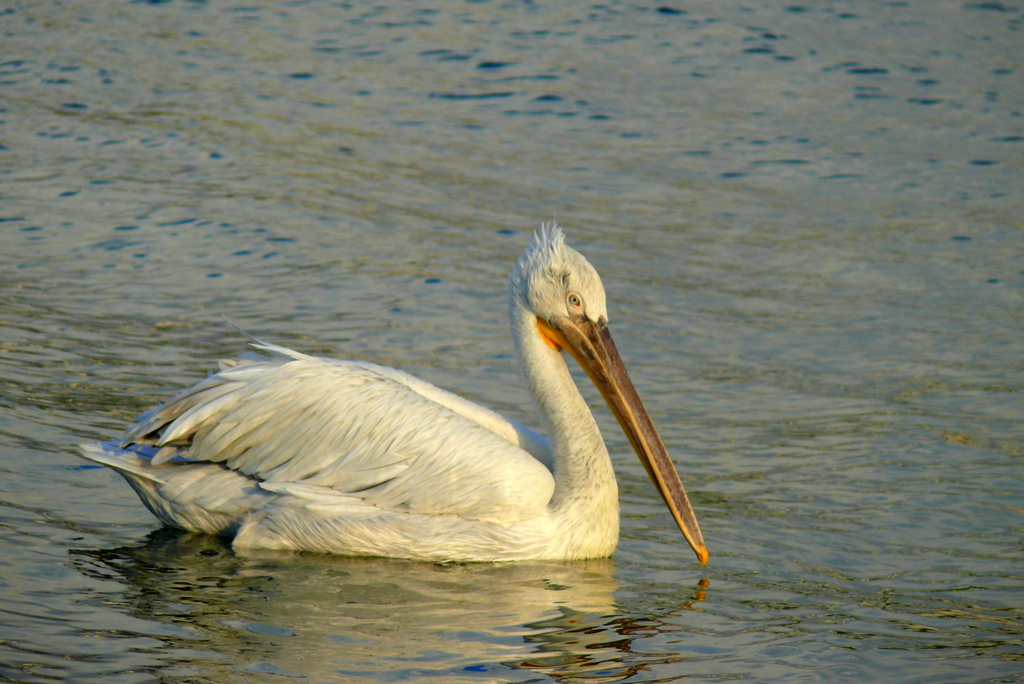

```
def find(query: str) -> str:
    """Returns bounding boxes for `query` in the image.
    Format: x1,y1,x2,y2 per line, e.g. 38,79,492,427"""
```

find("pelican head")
510,224,609,325
510,224,708,565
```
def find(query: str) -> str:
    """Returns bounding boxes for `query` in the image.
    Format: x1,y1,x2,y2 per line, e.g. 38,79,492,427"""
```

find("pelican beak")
538,315,709,565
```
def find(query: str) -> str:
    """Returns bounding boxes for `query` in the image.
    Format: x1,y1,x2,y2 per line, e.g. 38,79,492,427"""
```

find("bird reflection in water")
72,529,709,682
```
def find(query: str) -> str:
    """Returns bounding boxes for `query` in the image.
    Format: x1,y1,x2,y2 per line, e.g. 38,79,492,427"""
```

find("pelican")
80,225,708,564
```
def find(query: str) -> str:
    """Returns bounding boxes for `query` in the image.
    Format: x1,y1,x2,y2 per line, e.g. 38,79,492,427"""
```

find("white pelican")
80,225,708,564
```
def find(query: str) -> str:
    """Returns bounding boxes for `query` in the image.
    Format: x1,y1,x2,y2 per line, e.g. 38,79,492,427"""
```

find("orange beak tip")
696,546,710,566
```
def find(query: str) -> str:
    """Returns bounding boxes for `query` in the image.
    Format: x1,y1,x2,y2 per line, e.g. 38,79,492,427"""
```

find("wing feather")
253,343,553,468
124,346,555,524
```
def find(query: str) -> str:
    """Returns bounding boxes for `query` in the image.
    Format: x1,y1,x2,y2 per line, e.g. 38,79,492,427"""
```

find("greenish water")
1,1,1022,682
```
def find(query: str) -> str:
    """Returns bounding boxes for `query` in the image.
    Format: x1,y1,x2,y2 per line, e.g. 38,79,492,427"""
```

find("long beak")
538,315,709,565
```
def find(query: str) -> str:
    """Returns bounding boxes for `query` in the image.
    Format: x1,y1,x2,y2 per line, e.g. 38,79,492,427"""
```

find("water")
1,0,1022,681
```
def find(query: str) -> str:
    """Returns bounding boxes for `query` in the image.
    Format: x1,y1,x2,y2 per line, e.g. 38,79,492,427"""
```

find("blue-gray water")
1,1,1022,682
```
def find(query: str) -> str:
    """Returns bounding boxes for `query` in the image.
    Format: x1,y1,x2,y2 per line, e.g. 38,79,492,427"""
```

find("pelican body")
80,226,707,564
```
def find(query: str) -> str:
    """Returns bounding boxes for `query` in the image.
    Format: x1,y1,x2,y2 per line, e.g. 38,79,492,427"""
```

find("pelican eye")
567,292,583,310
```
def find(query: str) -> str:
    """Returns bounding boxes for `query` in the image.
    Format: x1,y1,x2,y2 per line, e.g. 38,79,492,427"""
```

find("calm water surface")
1,1,1022,682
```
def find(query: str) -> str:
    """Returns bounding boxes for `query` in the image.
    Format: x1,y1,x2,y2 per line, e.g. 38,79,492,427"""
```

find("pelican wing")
124,344,555,524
